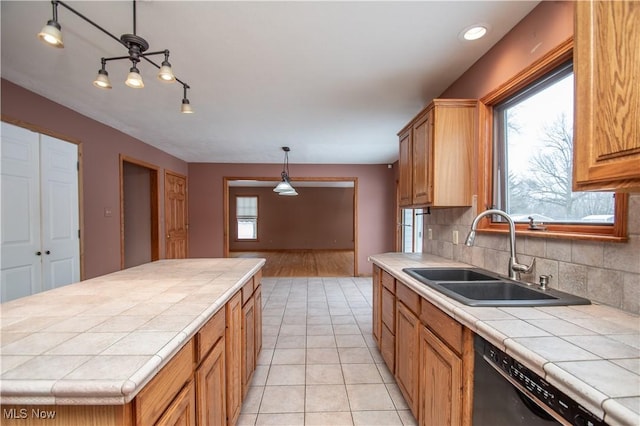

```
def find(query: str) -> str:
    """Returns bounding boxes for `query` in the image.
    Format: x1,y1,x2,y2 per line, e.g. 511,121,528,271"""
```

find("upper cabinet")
398,99,477,208
573,0,640,191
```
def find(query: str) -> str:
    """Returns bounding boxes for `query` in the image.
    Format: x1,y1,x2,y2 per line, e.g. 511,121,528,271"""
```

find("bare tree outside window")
496,64,615,224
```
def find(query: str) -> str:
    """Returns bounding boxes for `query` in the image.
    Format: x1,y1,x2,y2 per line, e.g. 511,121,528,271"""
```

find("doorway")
120,155,160,269
224,178,358,276
1,121,81,301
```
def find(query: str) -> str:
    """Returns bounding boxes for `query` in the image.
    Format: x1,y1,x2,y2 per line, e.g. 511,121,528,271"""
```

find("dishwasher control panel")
483,339,608,426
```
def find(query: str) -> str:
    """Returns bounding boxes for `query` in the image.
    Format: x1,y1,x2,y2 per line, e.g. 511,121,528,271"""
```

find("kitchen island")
0,258,265,425
370,252,639,426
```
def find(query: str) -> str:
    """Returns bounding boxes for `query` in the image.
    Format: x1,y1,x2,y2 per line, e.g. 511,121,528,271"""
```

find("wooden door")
574,0,640,191
196,340,226,426
225,292,242,426
412,111,432,206
165,171,188,259
419,326,463,426
398,129,413,206
254,284,262,356
395,302,420,417
40,134,80,291
156,381,196,426
372,265,382,346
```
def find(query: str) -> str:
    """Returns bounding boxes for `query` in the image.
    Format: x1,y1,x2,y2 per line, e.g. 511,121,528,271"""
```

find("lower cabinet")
373,265,474,426
225,291,243,426
195,333,226,426
242,295,256,398
419,326,463,426
156,382,197,426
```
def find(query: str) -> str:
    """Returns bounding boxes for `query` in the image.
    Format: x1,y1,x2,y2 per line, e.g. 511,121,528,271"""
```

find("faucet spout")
465,209,534,280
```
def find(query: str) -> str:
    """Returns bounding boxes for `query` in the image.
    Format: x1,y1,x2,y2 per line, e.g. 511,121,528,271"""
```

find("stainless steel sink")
403,267,591,307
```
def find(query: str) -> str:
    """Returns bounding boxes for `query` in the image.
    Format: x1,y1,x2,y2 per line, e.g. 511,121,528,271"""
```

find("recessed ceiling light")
461,25,488,41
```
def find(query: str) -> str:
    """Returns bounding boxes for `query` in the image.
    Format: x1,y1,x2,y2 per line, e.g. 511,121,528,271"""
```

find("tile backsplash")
423,194,640,314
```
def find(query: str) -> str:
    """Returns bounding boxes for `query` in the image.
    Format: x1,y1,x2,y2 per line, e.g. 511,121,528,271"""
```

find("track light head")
38,19,64,48
93,68,112,89
125,65,144,88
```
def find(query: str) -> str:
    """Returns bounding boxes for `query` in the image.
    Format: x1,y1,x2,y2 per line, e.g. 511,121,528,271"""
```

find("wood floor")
229,250,355,277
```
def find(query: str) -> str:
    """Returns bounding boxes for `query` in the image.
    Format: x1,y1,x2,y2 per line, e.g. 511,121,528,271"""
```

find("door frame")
1,115,85,280
119,155,160,269
223,176,359,276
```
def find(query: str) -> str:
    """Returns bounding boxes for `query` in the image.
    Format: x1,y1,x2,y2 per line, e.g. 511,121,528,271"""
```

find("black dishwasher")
473,336,608,426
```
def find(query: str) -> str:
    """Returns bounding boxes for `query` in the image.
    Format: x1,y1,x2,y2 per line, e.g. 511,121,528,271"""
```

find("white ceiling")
1,1,539,164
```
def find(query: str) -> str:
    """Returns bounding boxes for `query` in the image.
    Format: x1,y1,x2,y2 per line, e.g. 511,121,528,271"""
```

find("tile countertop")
0,258,265,405
370,252,640,426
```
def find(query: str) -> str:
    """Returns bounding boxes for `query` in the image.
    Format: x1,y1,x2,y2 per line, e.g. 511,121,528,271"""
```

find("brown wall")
1,79,188,279
229,186,355,251
189,163,396,276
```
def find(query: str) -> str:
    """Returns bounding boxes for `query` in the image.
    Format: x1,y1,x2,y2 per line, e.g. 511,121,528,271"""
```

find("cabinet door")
419,326,462,426
225,291,242,426
412,111,432,206
399,128,413,206
254,284,262,356
196,339,226,426
242,296,256,398
372,265,382,346
156,381,196,426
395,302,420,417
574,0,640,191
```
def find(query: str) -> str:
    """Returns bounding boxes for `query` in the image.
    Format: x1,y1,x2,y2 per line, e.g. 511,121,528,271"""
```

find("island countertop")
369,252,640,426
0,258,265,405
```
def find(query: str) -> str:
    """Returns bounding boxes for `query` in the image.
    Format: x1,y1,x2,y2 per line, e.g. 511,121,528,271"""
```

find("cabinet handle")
45,250,51,255
36,251,42,256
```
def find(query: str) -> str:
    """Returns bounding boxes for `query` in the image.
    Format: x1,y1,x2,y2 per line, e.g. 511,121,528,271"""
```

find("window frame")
477,38,628,242
235,195,259,241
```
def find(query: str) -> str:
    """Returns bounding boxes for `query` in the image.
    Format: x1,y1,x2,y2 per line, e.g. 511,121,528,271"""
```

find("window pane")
237,196,257,217
236,196,257,239
237,219,257,239
495,66,615,224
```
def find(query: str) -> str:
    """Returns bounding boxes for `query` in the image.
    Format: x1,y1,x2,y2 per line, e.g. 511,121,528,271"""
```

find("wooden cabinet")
419,326,462,426
395,283,420,417
134,340,195,426
225,291,242,426
195,309,226,426
372,265,474,426
242,296,256,398
372,265,382,345
254,283,262,356
398,99,477,208
156,382,196,426
574,0,640,191
380,270,396,372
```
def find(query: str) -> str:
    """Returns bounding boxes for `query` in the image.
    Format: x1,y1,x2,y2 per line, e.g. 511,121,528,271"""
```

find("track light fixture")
273,147,298,196
38,0,193,113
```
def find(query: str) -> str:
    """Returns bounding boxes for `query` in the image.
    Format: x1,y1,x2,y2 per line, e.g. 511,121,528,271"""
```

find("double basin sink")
403,267,591,307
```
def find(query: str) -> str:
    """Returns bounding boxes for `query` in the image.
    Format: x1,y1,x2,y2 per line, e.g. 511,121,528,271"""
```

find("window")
480,42,627,240
236,196,258,240
401,208,423,253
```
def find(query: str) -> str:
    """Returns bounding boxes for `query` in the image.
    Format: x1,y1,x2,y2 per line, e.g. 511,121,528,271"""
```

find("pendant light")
38,0,193,113
273,147,298,196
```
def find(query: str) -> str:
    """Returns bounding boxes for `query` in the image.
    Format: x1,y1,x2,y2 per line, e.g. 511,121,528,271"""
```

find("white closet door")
1,122,43,301
40,134,79,291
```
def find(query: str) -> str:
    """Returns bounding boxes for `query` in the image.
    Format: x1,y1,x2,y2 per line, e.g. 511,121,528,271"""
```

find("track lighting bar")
38,0,193,113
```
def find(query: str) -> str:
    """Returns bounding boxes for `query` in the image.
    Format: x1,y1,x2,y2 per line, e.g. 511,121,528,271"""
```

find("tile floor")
238,277,417,426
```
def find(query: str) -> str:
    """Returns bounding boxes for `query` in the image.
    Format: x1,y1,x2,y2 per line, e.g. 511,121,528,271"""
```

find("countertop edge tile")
603,397,640,426
543,363,607,420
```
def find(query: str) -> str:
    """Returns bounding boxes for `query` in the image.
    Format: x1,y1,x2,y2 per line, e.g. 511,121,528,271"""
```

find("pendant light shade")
125,66,144,88
37,20,64,47
157,52,175,82
93,69,112,89
273,147,297,196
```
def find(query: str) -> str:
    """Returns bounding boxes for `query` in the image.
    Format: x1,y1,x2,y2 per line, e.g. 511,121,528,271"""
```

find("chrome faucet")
464,209,535,281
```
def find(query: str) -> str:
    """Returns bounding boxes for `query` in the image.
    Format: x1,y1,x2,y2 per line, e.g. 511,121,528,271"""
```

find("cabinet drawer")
420,299,463,355
381,270,395,293
196,308,225,364
381,286,395,331
381,323,395,373
135,340,194,426
241,280,254,305
396,282,420,314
